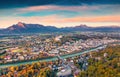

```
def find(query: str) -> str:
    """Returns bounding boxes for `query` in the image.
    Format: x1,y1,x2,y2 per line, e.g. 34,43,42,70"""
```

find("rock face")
0,22,120,34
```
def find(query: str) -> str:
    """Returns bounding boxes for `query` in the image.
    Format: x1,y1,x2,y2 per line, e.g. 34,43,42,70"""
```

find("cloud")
62,15,120,22
19,5,99,12
16,4,120,17
21,15,120,23
0,1,120,28
0,15,120,28
0,0,120,9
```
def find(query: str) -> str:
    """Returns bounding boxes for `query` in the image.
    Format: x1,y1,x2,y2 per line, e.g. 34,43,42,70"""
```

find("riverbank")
0,45,107,68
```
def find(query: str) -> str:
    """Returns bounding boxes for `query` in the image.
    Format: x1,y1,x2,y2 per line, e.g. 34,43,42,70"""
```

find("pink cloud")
19,5,99,12
0,15,120,28
62,15,120,22
19,4,120,13
28,15,120,23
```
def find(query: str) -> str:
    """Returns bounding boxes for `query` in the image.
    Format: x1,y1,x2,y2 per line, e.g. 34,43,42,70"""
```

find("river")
0,45,107,68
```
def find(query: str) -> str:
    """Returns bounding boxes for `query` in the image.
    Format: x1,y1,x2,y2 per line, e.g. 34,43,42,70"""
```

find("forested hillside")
77,45,120,77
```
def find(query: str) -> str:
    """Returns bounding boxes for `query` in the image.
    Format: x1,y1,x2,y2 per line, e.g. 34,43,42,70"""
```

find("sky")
0,0,120,28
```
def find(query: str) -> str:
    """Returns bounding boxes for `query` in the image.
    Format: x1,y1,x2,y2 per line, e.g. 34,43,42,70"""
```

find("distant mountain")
61,24,120,32
0,22,120,34
60,24,91,31
0,22,58,34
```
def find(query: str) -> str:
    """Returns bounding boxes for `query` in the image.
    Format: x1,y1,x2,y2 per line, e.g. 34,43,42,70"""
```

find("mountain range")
0,22,120,34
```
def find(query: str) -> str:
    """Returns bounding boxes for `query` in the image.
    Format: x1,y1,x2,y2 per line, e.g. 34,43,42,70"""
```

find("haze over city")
0,0,120,28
